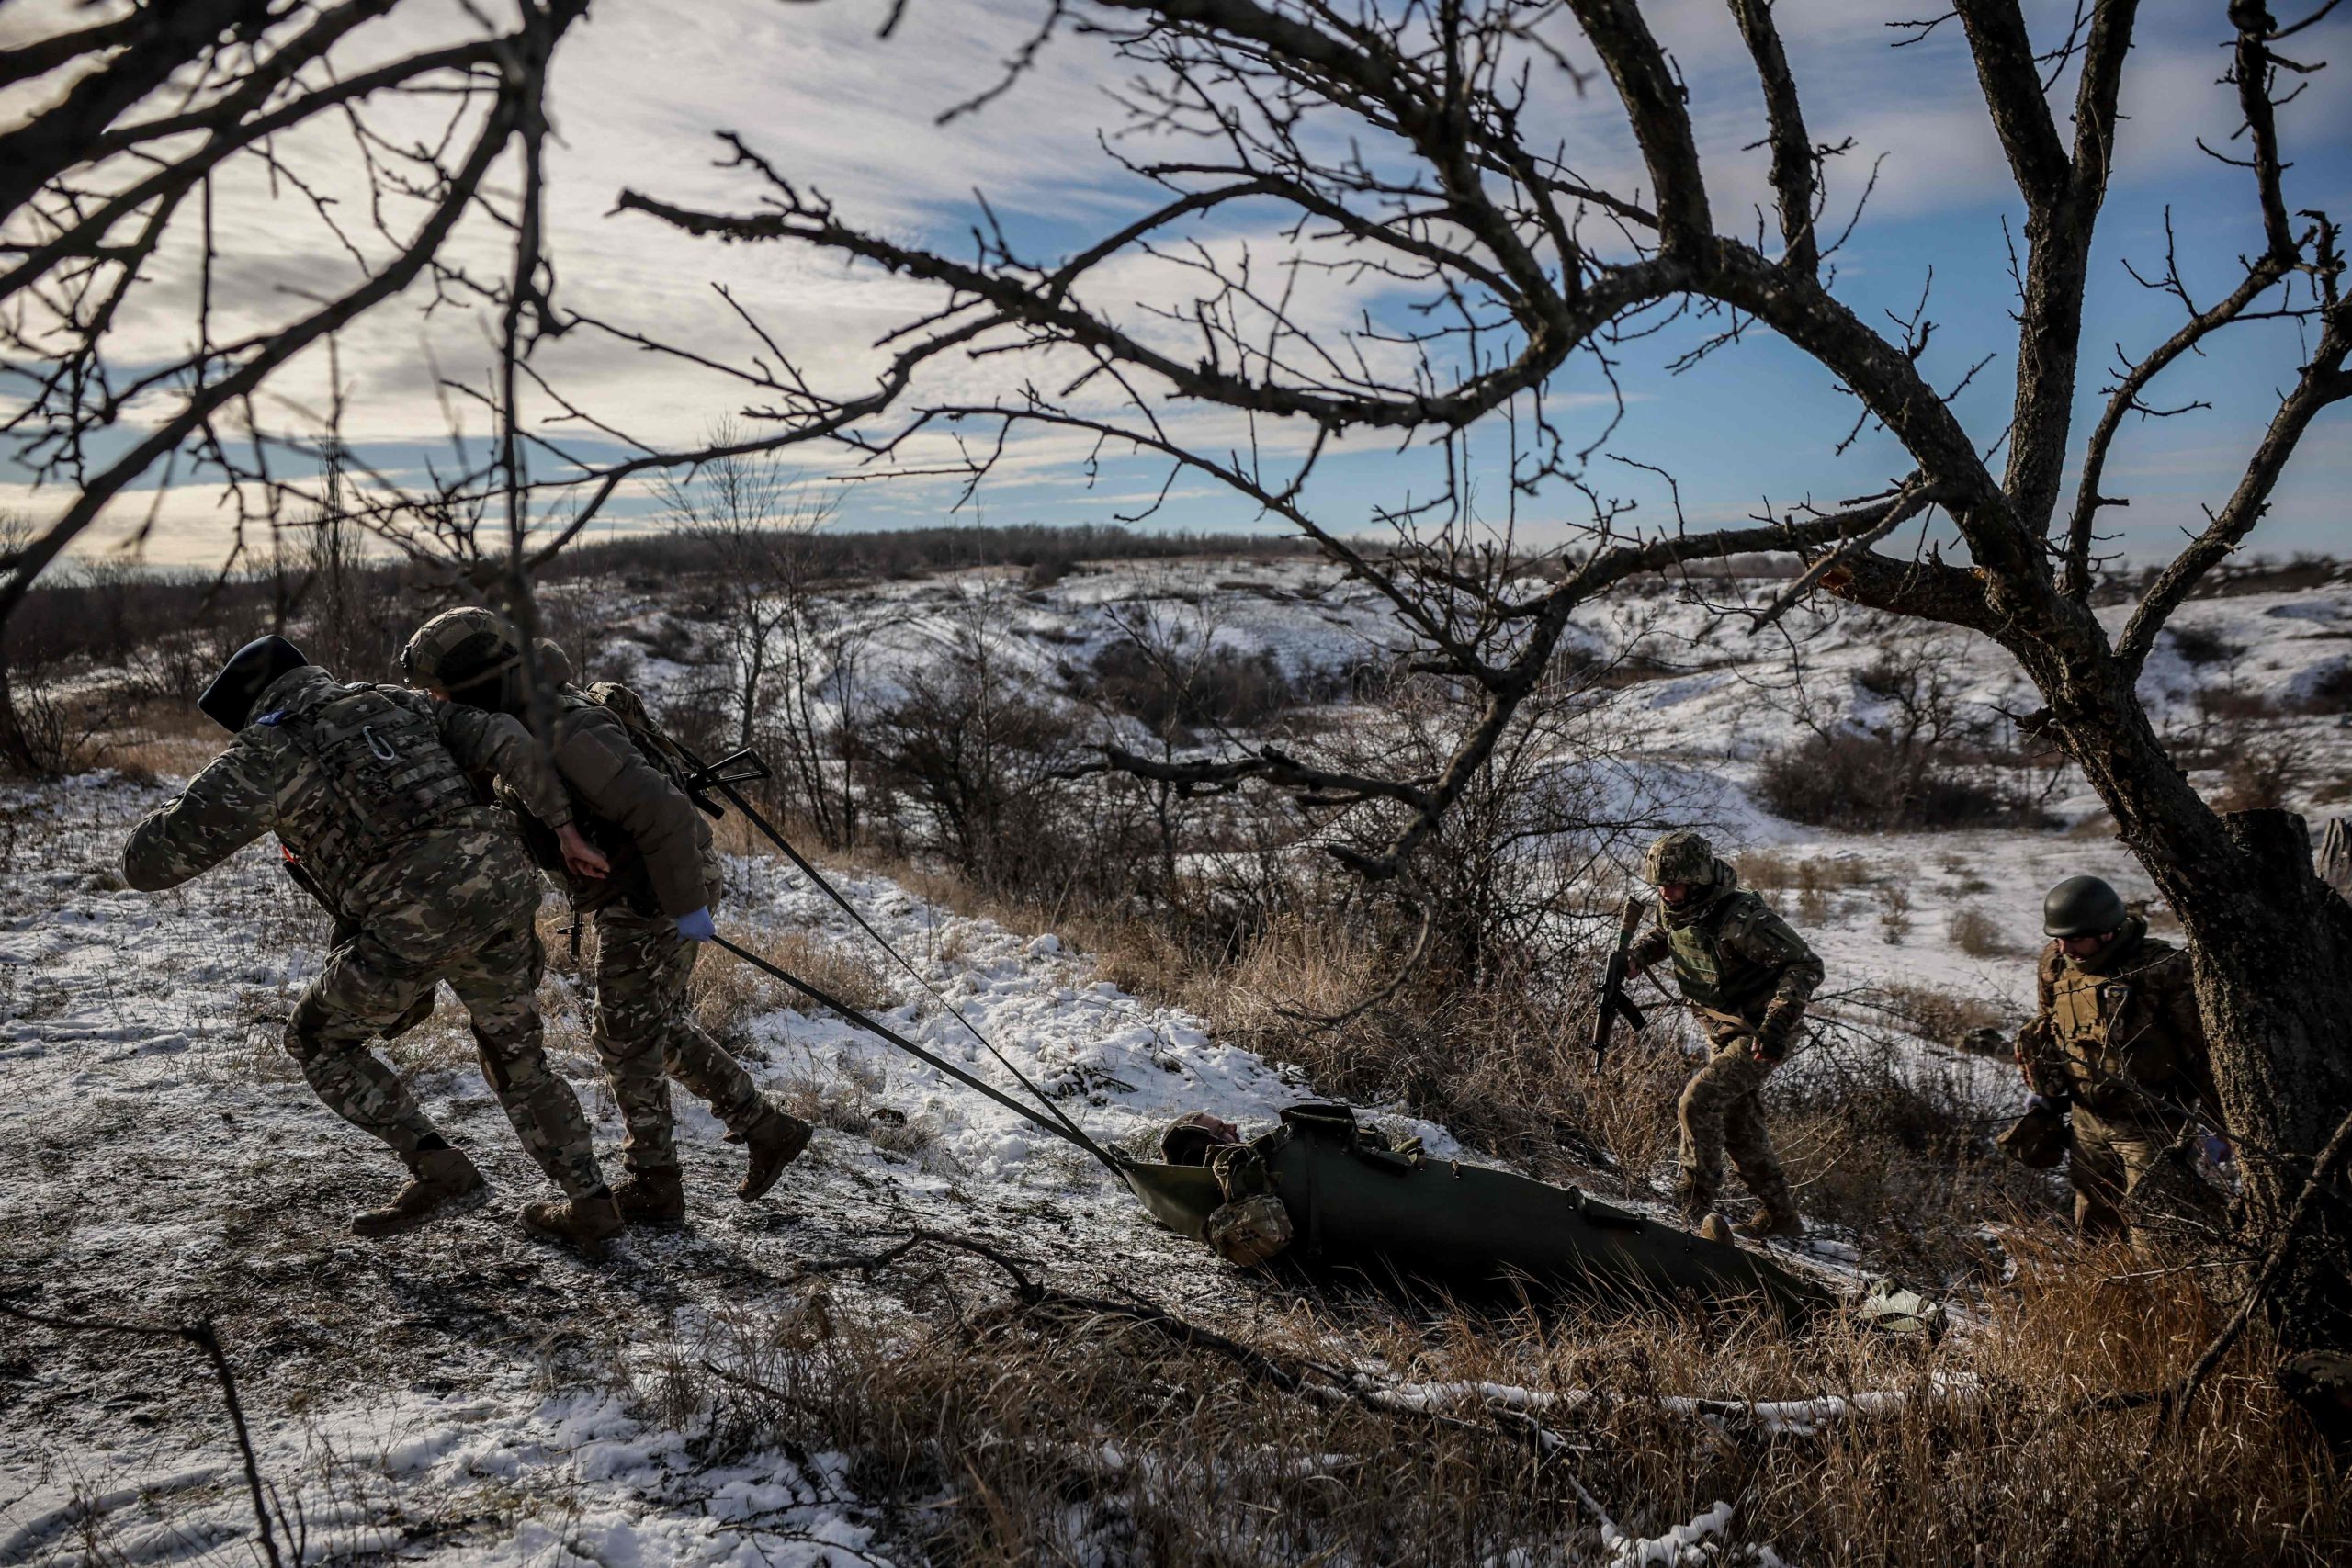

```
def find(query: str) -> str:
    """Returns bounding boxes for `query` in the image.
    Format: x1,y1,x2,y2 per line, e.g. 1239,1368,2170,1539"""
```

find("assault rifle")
1589,894,1649,1070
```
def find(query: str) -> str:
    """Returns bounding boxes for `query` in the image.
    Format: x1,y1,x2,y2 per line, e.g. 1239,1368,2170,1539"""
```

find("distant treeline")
3,522,2338,677
0,525,1318,676
558,522,1317,588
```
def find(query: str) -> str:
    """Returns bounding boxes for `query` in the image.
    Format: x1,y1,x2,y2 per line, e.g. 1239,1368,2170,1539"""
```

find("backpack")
579,682,725,819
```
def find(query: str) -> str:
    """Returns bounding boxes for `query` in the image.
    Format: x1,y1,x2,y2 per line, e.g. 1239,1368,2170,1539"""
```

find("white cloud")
8,0,2345,568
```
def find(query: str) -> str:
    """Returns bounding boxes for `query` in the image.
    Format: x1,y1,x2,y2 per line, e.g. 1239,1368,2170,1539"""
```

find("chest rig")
1668,898,1773,1019
266,681,477,904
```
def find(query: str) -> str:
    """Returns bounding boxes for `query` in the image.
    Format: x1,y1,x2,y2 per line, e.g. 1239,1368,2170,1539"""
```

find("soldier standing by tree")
1624,830,1823,1241
401,609,813,1227
2015,875,2229,1250
123,635,626,1250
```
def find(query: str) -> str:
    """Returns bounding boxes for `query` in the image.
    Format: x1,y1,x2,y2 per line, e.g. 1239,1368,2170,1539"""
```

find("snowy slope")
0,776,1464,1567
6,563,2343,1562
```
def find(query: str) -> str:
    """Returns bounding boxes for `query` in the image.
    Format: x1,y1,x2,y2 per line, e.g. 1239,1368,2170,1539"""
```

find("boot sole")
350,1181,491,1239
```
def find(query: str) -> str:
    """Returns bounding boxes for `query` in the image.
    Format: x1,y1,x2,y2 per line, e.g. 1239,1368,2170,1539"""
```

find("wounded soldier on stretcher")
1150,1105,1941,1337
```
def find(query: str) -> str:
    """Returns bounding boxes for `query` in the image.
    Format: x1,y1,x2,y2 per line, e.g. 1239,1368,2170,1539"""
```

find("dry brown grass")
1738,849,1870,897
106,699,220,781
691,923,894,1050
630,1233,2346,1567
1849,978,2014,1046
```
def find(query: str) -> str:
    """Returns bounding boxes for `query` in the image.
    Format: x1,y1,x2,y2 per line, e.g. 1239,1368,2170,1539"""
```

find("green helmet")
2042,874,2126,938
1642,829,1717,886
401,606,520,689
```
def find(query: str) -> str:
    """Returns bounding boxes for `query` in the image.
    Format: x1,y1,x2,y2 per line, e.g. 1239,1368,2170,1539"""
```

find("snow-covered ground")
5,559,2345,1563
0,773,1476,1567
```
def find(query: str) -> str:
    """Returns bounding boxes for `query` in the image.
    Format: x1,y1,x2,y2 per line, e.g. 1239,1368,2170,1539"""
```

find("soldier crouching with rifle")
401,609,812,1229
1621,830,1823,1241
123,635,628,1248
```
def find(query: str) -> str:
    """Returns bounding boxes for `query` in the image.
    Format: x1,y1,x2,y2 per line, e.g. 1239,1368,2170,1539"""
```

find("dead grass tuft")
626,1232,2346,1567
692,924,894,1050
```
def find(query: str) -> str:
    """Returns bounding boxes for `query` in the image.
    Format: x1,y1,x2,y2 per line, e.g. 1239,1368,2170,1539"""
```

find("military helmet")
2042,874,2127,938
1642,829,1717,886
401,606,520,689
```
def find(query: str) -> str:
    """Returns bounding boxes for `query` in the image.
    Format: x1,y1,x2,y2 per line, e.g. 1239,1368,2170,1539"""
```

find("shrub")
1874,882,1914,944
1946,905,2018,958
1755,730,2041,831
2212,736,2312,812
1087,641,1297,733
2298,658,2352,716
620,1220,2334,1568
2167,624,2241,667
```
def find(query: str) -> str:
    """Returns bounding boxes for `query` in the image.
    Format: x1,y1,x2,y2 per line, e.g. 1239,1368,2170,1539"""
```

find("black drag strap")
652,731,1106,1160
711,933,1127,1179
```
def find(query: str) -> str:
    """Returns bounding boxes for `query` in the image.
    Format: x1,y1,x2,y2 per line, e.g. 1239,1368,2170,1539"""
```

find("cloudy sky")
5,0,2347,570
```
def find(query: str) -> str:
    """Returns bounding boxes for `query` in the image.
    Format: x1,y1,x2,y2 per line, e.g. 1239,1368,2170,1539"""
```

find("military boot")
611,1167,687,1229
739,1102,814,1201
1672,1175,1715,1233
1736,1207,1806,1241
351,1146,488,1238
519,1188,625,1254
1697,1213,1736,1246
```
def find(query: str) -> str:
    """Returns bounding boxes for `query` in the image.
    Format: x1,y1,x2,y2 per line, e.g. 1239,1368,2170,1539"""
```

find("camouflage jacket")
1629,864,1823,1042
124,666,572,926
505,685,718,919
2017,919,2216,1120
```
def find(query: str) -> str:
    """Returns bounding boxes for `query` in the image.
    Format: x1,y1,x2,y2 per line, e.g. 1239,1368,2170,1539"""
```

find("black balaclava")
198,635,311,732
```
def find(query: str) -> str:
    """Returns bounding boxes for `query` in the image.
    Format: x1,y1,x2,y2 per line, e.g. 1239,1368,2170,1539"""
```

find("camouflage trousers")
590,903,765,1176
2070,1103,2224,1257
1675,1033,1793,1220
284,894,605,1201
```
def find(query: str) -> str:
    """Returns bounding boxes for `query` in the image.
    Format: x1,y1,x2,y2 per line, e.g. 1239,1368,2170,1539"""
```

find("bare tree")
613,0,2352,1370
659,442,863,844
0,0,598,743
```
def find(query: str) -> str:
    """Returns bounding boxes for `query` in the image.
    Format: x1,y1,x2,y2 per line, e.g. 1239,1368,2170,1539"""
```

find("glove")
2201,1133,2233,1167
674,907,717,943
2026,1094,2062,1114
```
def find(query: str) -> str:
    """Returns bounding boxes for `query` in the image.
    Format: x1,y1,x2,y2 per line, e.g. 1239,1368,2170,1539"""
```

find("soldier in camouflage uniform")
123,635,625,1249
1625,829,1824,1239
401,609,811,1229
2015,874,2227,1248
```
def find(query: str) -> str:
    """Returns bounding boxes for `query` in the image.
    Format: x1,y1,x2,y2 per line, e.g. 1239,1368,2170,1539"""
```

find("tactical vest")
266,680,478,903
2047,938,2197,1114
1667,894,1778,1019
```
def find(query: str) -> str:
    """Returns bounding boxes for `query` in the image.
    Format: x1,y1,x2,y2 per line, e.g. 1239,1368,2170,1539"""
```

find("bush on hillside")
1754,730,2043,831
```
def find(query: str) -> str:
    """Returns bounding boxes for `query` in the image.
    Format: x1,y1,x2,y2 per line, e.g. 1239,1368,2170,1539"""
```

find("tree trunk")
2171,811,2352,1356
2047,650,2352,1360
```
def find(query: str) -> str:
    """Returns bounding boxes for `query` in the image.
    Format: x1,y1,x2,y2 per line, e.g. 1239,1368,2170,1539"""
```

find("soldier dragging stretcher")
122,636,627,1249
401,609,812,1229
1624,830,1824,1241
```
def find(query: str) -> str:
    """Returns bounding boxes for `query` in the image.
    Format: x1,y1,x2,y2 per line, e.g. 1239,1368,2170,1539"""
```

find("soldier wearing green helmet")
402,606,812,1230
1624,829,1823,1240
2014,874,2226,1245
